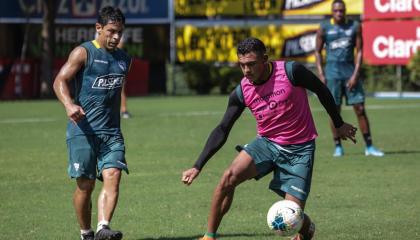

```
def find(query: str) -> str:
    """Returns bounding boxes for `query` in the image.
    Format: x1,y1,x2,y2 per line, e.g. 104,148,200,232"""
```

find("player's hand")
182,167,200,185
346,76,357,90
336,122,357,143
65,104,86,124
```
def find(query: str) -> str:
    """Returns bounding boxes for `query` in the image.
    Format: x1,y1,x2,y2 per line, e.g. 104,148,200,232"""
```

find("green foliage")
181,62,243,94
407,50,420,89
1,97,420,239
217,65,243,94
183,61,215,94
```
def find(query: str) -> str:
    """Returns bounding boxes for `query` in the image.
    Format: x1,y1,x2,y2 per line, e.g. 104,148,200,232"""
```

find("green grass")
0,96,419,240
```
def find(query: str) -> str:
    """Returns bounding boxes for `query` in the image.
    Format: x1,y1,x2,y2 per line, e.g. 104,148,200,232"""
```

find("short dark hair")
97,6,125,26
332,0,346,7
237,37,266,56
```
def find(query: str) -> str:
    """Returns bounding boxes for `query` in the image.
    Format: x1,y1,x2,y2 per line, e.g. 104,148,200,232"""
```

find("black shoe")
81,231,94,240
94,226,123,240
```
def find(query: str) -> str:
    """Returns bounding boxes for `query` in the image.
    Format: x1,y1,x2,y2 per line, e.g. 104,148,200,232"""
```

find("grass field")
0,96,419,240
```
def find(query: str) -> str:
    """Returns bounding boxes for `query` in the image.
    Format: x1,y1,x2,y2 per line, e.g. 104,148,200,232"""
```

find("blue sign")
0,0,169,24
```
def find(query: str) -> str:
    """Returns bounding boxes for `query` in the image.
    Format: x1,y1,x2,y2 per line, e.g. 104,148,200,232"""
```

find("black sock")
363,133,372,147
334,138,341,147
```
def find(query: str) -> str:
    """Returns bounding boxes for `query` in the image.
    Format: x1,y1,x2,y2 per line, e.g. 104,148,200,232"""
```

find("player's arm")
53,46,87,123
181,90,245,185
347,23,363,90
314,25,326,84
291,62,357,143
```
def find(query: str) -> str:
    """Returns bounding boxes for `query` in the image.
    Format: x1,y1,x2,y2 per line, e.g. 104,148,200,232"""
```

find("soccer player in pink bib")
182,38,357,240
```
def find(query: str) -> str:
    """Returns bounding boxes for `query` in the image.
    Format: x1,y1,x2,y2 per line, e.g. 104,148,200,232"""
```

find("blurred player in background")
117,37,132,119
53,6,130,240
182,37,357,240
315,0,384,157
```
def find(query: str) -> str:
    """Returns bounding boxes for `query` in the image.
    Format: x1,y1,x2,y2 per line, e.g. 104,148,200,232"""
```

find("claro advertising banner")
364,0,420,19
282,0,362,16
363,20,420,65
176,24,318,63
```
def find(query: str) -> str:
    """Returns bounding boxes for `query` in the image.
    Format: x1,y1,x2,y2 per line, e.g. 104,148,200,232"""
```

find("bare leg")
207,151,258,233
353,103,370,134
74,178,95,230
284,194,312,237
97,168,122,223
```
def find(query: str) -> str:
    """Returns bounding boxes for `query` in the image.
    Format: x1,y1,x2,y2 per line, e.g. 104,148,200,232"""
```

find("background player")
315,0,384,157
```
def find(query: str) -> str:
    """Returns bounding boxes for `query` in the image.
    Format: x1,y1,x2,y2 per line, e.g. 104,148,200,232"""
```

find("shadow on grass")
333,149,420,157
137,232,273,240
380,150,420,155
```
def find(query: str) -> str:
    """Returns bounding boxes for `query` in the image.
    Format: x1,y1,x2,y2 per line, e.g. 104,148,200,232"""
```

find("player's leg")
271,140,316,240
74,178,96,239
346,81,384,157
285,194,315,240
95,135,128,240
67,135,98,239
203,151,259,239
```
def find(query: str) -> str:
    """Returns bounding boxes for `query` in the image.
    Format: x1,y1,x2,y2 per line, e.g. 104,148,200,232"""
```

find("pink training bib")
240,61,318,145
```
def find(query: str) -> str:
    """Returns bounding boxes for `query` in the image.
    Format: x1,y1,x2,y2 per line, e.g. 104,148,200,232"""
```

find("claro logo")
373,27,420,58
374,0,420,13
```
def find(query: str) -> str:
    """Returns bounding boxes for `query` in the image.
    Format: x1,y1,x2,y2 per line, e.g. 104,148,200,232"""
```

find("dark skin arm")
181,91,245,185
315,26,326,84
53,46,87,124
347,24,363,90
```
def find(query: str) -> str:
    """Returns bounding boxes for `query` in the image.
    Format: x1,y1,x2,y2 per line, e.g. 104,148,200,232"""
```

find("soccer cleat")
333,146,344,157
81,231,94,240
291,222,315,240
365,146,384,157
95,226,123,240
121,111,132,119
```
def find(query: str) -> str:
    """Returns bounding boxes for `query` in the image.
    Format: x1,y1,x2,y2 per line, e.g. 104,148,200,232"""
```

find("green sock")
205,232,217,238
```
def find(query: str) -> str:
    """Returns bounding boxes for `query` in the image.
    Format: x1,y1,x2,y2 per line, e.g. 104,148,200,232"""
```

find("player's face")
238,51,267,83
332,3,346,23
96,21,124,51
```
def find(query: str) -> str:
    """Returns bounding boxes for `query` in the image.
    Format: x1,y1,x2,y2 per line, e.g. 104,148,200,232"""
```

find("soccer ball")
267,200,304,236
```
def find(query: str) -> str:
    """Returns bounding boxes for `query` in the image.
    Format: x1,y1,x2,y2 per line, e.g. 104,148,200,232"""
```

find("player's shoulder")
348,19,360,28
320,19,332,29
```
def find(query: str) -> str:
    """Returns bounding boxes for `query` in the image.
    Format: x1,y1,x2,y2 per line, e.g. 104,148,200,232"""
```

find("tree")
40,0,55,97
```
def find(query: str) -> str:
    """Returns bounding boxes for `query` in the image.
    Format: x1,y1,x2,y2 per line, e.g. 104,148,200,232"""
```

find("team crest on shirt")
118,60,127,71
92,74,124,89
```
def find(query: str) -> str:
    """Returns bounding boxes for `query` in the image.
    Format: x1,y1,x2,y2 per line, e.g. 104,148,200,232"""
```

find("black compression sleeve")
291,62,344,128
193,90,245,170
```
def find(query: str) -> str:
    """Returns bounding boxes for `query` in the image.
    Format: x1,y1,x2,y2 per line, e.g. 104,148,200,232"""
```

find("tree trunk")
40,0,55,98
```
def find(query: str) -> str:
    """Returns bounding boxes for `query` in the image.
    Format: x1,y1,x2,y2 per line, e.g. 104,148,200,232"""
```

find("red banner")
362,20,420,65
364,0,420,19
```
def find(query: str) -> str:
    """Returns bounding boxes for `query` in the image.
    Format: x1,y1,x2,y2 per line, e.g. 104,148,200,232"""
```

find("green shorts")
66,134,128,180
325,62,365,106
239,137,315,201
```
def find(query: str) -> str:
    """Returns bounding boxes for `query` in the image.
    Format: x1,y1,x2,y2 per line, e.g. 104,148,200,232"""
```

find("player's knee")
219,169,238,191
354,105,366,117
76,179,95,194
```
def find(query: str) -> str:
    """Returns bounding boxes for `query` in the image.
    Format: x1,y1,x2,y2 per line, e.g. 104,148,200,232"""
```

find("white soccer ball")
267,200,304,236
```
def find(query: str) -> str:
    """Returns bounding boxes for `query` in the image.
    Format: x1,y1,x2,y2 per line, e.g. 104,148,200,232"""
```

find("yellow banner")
176,24,320,63
282,0,362,16
175,0,283,17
